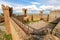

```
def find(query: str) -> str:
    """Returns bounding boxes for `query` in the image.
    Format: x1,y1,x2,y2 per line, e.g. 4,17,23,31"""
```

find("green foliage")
3,34,12,40
0,29,12,40
23,20,40,24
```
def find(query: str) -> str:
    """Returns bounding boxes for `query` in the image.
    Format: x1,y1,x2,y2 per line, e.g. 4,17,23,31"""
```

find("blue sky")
0,0,60,14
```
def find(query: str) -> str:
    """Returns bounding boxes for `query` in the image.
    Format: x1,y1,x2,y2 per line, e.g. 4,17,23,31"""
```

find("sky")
0,0,60,14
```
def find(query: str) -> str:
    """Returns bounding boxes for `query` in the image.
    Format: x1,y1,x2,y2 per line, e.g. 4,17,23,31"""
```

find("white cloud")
12,5,39,13
50,0,57,2
0,0,60,13
40,5,54,10
48,0,59,4
23,5,39,10
39,5,60,10
54,6,60,10
31,2,40,5
0,0,40,13
0,0,24,13
0,5,1,9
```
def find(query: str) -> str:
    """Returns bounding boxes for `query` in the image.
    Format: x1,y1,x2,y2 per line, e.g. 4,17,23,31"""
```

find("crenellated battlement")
1,5,60,40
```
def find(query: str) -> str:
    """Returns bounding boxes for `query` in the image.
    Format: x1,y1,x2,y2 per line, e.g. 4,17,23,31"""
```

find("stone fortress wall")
15,8,60,23
49,10,60,23
15,9,49,22
2,5,30,40
1,5,60,35
1,5,60,40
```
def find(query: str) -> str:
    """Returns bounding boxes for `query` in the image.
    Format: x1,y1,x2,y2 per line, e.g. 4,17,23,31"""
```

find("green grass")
0,30,12,40
23,20,40,24
0,22,12,40
3,34,12,40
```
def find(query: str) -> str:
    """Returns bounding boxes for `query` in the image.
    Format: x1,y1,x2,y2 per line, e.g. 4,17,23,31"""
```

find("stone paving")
0,20,60,40
52,22,60,38
28,20,48,30
27,20,60,40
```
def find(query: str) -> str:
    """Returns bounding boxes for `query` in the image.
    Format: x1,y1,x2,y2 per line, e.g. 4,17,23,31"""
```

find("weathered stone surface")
2,5,60,40
28,21,48,30
2,5,12,34
44,34,59,40
52,22,60,38
49,10,60,23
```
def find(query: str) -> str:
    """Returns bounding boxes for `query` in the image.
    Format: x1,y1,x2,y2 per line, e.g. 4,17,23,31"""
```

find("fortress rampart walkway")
1,5,60,40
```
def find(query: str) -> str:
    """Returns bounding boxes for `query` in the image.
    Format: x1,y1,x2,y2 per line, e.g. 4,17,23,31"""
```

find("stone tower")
22,8,27,17
47,15,49,21
2,5,12,34
40,11,43,20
